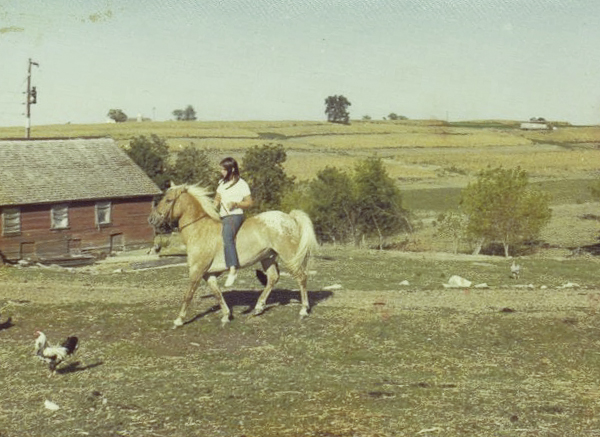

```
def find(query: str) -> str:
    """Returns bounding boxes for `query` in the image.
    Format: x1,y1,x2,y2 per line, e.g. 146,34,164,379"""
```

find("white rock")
474,283,489,288
443,275,472,288
560,282,580,289
44,400,60,411
399,280,410,286
322,284,343,290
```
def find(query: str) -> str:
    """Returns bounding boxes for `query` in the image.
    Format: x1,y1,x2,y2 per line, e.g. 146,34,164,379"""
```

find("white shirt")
216,177,251,217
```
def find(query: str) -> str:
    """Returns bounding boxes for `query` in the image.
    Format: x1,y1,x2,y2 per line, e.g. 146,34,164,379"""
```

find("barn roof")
0,138,162,206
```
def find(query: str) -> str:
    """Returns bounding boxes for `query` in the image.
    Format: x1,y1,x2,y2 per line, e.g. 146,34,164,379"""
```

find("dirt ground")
1,247,600,437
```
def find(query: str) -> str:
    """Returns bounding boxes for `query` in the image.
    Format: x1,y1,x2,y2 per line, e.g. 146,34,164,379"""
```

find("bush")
241,143,295,213
125,134,171,190
353,157,411,247
171,145,214,187
306,157,411,246
306,166,358,244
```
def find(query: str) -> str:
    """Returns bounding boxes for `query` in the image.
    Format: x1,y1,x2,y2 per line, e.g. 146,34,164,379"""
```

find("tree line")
108,96,405,124
125,134,557,256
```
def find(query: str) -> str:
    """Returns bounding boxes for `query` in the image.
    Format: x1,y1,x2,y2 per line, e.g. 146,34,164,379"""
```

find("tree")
353,157,410,248
107,109,127,123
172,105,197,121
241,143,295,213
460,166,552,257
387,113,408,121
324,95,351,124
171,144,214,187
125,134,171,190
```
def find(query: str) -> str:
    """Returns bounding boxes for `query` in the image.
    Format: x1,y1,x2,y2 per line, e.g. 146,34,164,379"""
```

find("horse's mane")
181,184,221,221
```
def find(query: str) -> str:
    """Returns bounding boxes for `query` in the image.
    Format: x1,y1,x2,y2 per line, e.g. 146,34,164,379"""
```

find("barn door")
68,238,82,255
110,233,124,254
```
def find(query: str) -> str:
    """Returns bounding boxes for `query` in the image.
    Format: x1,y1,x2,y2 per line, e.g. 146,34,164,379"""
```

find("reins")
178,216,203,231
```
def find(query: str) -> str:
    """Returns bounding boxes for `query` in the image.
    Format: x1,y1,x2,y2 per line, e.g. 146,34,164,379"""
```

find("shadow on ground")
187,288,334,324
57,361,104,375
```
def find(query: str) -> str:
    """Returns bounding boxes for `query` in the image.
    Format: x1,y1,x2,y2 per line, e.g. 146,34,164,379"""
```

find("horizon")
1,1,599,127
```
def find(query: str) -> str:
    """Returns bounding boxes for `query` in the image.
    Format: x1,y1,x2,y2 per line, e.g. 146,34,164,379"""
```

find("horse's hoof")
221,314,231,326
299,308,309,319
252,305,266,317
173,318,184,329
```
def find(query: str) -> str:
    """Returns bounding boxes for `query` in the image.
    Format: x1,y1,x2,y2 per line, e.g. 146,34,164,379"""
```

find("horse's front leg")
173,272,203,329
205,274,232,326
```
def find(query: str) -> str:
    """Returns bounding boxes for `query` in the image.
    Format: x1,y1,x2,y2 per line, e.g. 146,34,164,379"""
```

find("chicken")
0,313,12,330
0,304,13,330
510,260,520,280
34,331,78,375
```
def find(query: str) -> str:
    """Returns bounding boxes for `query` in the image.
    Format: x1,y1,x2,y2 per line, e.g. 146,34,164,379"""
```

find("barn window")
2,208,21,236
51,204,69,229
96,201,112,226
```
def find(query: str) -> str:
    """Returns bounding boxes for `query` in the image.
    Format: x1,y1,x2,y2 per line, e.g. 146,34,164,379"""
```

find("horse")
148,183,319,328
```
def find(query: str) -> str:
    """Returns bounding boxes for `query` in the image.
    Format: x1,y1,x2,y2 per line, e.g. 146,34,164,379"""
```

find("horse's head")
148,184,188,234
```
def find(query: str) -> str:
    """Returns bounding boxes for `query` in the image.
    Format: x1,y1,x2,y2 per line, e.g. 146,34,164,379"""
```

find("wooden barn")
0,138,162,264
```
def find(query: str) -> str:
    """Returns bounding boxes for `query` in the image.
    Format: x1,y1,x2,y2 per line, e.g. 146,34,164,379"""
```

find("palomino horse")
148,184,318,328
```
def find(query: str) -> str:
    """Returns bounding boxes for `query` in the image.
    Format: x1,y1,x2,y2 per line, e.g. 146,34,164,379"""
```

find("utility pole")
25,58,39,139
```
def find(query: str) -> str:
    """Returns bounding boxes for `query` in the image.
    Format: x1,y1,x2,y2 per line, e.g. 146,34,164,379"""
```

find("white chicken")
34,331,78,375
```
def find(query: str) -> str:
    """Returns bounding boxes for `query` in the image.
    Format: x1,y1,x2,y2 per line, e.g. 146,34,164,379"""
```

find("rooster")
34,331,78,375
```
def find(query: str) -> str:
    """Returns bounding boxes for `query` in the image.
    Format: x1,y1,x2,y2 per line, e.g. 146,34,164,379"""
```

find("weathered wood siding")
0,197,155,260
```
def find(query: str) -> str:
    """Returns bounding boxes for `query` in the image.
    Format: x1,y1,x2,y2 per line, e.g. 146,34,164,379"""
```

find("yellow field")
1,119,598,184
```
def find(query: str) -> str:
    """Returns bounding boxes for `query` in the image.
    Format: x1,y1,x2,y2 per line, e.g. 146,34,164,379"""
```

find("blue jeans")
221,214,244,269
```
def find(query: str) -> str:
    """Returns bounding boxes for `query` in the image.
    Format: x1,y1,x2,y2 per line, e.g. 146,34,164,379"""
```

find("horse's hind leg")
253,257,279,316
297,271,310,319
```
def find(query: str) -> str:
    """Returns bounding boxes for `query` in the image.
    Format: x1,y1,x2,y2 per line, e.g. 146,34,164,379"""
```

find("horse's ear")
181,185,188,193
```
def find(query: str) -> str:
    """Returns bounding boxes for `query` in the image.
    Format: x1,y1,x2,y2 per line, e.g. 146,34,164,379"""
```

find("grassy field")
1,247,600,437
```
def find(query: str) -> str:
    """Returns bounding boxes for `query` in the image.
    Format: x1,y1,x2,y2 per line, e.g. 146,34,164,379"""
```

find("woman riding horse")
149,183,318,328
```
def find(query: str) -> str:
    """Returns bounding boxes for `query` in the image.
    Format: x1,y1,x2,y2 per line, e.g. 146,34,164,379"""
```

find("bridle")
154,188,202,232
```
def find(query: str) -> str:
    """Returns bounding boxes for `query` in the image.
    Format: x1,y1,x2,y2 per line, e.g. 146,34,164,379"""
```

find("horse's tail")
287,210,319,276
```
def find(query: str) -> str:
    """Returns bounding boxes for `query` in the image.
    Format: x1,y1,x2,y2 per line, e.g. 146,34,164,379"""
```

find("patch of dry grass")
1,247,600,436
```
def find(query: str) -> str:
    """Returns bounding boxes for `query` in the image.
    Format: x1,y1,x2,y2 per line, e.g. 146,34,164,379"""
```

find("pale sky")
1,0,599,127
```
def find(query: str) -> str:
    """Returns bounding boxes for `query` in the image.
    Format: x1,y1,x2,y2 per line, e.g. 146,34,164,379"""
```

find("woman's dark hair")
220,157,240,184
